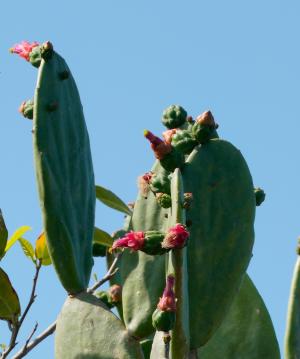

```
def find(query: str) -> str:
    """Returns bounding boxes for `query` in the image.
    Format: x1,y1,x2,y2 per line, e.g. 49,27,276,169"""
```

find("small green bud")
19,99,34,120
156,193,172,208
162,105,187,129
254,187,266,206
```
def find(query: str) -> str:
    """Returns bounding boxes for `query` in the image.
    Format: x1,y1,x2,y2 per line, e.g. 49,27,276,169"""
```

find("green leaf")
95,185,132,216
93,227,113,247
0,210,8,258
35,233,52,266
4,226,31,254
0,267,21,323
18,238,36,263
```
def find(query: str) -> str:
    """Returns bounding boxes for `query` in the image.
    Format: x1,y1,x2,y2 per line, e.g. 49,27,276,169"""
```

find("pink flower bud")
112,231,145,251
162,129,177,144
158,275,176,312
10,41,39,61
144,130,172,160
196,110,216,127
137,172,153,196
162,223,189,249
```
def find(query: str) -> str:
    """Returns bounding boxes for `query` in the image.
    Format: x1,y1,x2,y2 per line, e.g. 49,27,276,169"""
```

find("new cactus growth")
5,39,293,359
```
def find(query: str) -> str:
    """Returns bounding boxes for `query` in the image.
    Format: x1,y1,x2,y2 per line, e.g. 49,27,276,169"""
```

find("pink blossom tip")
10,41,39,61
158,275,176,312
162,223,189,249
112,231,145,251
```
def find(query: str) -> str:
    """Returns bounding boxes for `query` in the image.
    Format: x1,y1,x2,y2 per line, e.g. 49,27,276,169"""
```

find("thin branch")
16,322,38,357
87,252,121,294
0,262,42,359
11,252,121,358
12,322,56,359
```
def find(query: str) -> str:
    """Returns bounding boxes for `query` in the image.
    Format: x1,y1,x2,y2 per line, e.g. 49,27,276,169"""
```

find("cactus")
6,40,289,359
33,42,95,294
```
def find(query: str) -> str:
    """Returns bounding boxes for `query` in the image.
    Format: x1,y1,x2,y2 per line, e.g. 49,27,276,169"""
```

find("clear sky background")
1,1,299,357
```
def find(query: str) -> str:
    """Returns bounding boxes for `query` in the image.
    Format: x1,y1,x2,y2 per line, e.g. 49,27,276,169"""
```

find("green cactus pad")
33,51,95,293
121,161,170,339
183,139,256,348
285,257,300,359
199,275,280,359
55,292,143,359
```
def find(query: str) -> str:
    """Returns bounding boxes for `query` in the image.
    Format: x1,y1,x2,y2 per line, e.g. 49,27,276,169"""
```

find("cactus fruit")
33,44,95,294
152,275,176,332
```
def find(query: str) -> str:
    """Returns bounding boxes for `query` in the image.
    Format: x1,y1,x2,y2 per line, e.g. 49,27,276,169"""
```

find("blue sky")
1,1,299,357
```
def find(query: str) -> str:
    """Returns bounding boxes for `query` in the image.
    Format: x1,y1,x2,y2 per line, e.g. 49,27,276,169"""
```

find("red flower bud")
196,110,216,127
112,231,145,251
138,172,153,197
158,275,176,312
162,223,189,249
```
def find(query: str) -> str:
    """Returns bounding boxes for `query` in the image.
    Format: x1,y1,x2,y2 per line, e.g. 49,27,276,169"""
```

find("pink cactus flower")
158,275,176,312
112,231,145,251
10,41,39,61
162,223,189,249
